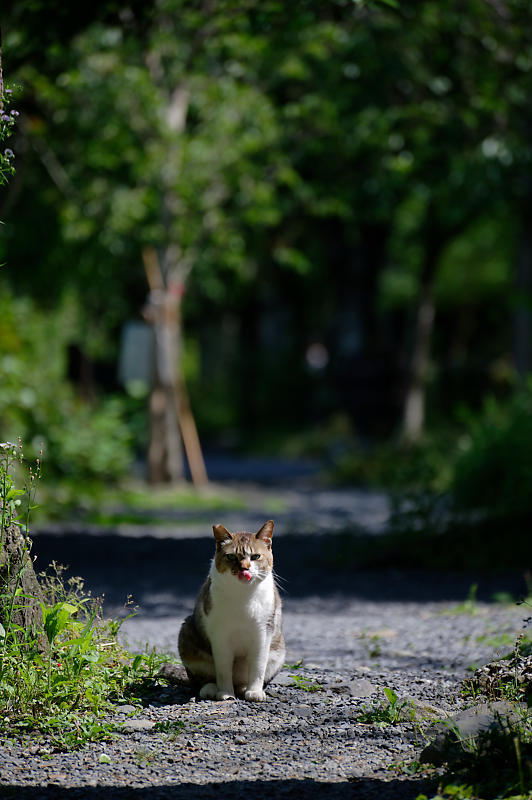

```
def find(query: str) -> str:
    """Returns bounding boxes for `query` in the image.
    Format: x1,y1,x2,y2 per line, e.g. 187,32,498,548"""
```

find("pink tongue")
238,569,252,582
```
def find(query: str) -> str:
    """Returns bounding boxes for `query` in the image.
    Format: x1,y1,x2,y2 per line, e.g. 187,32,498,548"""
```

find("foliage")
0,288,133,479
290,674,323,693
451,386,532,517
333,430,457,493
0,446,167,750
153,719,186,734
331,382,532,532
417,708,532,800
1,0,532,478
419,623,532,800
357,686,413,726
0,88,17,187
49,397,133,481
2,0,531,445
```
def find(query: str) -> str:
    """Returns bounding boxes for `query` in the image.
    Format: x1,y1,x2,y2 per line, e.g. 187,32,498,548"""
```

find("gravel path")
1,479,528,799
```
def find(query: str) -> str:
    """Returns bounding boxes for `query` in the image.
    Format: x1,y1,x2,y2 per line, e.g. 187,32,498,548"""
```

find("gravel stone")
121,719,157,733
113,705,137,715
347,678,378,697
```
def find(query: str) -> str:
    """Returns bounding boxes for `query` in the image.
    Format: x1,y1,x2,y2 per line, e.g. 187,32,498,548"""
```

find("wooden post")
177,378,208,487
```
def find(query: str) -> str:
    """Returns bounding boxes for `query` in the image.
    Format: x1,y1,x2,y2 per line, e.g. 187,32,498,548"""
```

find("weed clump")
0,442,169,750
418,626,532,800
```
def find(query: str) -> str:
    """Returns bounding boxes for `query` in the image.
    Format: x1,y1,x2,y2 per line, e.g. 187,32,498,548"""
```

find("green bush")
46,397,133,481
0,289,133,480
331,385,532,524
0,446,169,750
451,387,532,517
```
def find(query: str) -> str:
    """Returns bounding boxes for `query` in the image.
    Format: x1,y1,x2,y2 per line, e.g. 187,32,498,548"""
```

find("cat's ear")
213,524,232,544
255,520,274,549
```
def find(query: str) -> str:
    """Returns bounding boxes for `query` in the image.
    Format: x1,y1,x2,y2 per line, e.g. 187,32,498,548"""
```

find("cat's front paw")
244,688,266,702
216,690,236,701
199,682,218,700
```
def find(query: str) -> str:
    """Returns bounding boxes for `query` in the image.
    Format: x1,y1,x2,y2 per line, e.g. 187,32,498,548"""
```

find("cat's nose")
241,558,251,569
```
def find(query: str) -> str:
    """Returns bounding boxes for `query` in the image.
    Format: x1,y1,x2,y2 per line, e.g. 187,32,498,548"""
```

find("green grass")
360,631,384,658
0,446,177,751
290,674,323,693
474,632,517,650
423,635,532,800
153,719,187,734
33,478,249,527
0,584,172,750
356,687,413,726
442,584,480,616
416,710,532,800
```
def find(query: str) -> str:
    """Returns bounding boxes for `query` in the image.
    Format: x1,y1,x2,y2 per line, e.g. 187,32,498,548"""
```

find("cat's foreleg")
211,642,235,701
244,636,271,702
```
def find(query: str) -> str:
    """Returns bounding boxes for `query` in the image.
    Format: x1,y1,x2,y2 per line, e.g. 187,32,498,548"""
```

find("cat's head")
212,520,274,583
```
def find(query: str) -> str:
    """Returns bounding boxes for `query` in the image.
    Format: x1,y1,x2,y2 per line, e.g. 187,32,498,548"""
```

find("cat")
178,519,285,702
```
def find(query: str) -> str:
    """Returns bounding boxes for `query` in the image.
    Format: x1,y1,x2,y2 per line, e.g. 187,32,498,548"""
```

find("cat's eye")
225,554,238,562
250,554,261,560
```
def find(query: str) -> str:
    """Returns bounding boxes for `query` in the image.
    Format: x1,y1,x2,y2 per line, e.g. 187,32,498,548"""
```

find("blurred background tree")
1,0,531,517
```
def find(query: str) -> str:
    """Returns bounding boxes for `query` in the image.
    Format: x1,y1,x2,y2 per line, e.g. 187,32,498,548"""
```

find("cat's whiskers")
272,569,287,590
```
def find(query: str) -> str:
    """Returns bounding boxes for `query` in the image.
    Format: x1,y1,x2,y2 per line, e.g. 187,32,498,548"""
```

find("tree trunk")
143,246,207,486
401,235,443,443
143,247,186,484
141,68,192,484
0,521,45,648
402,285,436,442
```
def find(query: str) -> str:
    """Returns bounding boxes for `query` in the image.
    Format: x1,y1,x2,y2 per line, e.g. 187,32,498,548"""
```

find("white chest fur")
201,566,275,656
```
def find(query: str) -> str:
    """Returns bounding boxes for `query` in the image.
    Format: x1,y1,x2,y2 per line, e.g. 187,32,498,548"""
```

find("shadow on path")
31,529,525,616
0,776,438,800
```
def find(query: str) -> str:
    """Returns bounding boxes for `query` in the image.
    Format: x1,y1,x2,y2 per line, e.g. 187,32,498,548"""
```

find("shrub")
451,387,532,517
0,444,166,750
0,290,133,480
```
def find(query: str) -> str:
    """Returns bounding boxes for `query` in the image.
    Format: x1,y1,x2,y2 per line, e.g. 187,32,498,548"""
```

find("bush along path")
0,449,531,799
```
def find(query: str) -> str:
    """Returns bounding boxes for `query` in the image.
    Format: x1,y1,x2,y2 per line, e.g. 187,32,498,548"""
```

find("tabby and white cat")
178,520,285,701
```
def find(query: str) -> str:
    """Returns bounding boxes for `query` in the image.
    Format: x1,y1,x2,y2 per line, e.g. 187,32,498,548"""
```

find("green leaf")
41,602,78,645
6,488,25,500
383,687,398,706
99,753,111,764
131,654,144,671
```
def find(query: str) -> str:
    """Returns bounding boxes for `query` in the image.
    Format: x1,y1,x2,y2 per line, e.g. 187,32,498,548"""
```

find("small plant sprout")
290,674,323,693
357,687,413,726
450,584,479,616
153,719,186,734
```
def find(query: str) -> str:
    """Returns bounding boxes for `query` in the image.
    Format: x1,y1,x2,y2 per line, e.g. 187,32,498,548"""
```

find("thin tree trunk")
143,245,207,485
148,386,169,483
401,235,443,443
0,520,46,650
141,71,192,484
402,284,436,442
143,247,185,484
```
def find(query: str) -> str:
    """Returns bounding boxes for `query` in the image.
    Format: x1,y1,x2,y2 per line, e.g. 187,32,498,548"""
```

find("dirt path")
2,479,527,798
